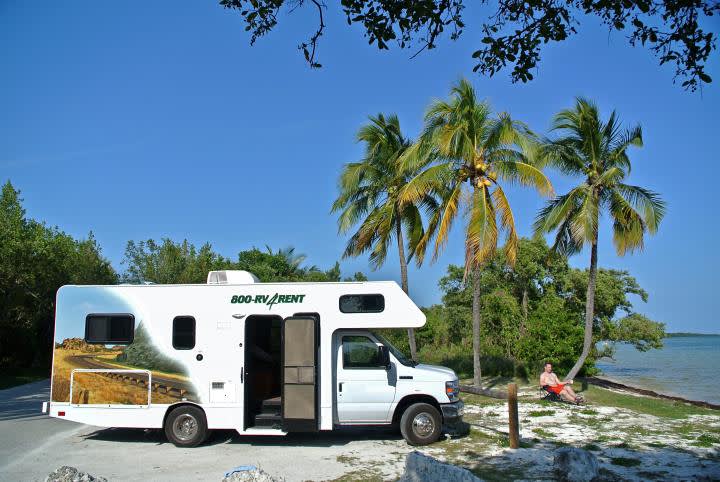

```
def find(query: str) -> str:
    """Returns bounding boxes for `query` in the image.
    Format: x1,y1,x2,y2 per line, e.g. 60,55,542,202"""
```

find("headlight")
445,380,459,401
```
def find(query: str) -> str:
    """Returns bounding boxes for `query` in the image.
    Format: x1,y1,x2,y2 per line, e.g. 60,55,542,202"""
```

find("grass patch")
583,443,602,451
693,434,720,447
329,470,384,482
528,409,555,417
460,392,506,407
625,425,653,436
532,427,554,438
468,462,528,482
435,426,508,458
610,457,642,467
579,409,599,416
336,455,359,464
0,366,49,390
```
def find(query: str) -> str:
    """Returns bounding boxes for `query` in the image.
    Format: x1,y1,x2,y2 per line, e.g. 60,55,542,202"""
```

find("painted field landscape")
51,338,195,405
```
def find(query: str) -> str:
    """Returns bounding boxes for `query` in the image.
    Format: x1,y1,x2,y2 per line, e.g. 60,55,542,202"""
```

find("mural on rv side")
52,287,200,405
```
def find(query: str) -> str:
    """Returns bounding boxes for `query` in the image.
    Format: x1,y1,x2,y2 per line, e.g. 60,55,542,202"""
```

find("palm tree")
400,79,554,386
331,113,437,360
534,98,665,380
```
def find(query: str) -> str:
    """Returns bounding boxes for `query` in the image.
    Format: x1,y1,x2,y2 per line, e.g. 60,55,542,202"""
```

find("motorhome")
43,270,464,447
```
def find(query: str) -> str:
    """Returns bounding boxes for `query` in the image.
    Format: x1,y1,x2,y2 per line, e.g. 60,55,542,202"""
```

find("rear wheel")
164,405,208,447
400,402,442,446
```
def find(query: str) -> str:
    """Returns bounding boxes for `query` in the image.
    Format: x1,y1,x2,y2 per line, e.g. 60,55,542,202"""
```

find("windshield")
372,332,417,367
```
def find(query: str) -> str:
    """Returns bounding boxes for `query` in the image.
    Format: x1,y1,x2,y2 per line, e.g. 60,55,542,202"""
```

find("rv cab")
45,271,464,446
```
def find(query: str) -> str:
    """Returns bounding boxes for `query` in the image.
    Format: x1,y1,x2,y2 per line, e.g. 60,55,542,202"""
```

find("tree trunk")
472,265,482,387
520,288,528,336
565,237,598,381
396,216,417,361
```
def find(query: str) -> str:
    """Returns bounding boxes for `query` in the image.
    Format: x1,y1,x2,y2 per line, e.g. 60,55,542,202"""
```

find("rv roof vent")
207,270,259,285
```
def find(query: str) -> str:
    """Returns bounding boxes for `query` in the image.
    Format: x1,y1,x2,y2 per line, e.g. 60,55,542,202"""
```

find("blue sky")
1,1,718,333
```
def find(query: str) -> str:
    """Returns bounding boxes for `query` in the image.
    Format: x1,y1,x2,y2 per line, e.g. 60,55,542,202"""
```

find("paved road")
0,380,408,481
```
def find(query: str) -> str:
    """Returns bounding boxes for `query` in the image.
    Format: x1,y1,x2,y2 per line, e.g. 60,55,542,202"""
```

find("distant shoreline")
666,332,720,337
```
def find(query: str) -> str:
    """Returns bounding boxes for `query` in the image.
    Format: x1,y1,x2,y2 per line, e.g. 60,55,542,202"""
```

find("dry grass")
51,349,179,404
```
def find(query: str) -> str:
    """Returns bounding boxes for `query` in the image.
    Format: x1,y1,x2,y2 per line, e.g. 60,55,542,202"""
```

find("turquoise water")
595,335,720,404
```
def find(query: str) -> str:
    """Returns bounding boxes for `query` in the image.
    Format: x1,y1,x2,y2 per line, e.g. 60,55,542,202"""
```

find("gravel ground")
2,380,719,481
0,380,416,482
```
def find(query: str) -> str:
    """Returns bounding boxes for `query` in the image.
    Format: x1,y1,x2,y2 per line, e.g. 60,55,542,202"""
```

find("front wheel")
164,405,208,447
400,403,442,446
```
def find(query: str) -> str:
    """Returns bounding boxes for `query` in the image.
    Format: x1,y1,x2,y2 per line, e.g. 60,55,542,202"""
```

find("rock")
45,466,107,482
398,451,482,482
553,447,600,482
222,466,283,482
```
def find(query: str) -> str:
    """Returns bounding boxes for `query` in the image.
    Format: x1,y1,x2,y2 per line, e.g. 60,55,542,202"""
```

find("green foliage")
607,314,665,352
535,98,666,257
331,113,434,272
221,0,717,90
122,242,345,284
401,79,553,271
122,239,230,284
0,181,117,368
1,181,359,371
534,98,665,378
405,236,664,377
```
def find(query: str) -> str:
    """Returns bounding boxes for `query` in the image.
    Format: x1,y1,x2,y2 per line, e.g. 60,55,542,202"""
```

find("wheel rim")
412,412,435,438
173,413,198,442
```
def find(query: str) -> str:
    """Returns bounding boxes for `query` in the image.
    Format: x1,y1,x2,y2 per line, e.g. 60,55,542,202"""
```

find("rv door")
281,316,318,432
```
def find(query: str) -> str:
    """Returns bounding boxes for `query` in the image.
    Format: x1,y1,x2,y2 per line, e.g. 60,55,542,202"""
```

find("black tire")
164,405,208,447
399,402,442,446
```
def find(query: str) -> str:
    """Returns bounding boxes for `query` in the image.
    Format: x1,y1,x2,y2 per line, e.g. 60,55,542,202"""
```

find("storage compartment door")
282,316,318,432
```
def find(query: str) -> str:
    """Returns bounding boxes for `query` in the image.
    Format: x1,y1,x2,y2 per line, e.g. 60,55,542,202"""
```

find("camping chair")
539,385,564,402
539,385,586,405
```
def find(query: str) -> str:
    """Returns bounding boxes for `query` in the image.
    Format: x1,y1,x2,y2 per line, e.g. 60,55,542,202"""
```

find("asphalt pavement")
0,380,407,481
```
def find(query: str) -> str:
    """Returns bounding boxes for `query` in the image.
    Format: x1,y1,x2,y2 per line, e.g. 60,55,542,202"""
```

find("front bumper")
441,400,468,437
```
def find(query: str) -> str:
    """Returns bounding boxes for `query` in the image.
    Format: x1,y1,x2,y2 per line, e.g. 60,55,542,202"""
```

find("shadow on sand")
82,425,405,448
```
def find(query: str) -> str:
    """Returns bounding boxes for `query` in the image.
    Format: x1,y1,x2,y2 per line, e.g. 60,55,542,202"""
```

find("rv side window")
173,316,196,350
342,336,382,368
339,294,385,313
85,314,135,344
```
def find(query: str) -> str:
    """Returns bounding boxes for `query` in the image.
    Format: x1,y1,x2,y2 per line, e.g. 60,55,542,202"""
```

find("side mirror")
378,345,391,369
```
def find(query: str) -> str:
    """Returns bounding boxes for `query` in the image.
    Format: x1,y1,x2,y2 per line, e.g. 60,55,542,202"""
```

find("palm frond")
397,162,454,206
492,185,519,266
533,185,588,234
431,181,464,262
609,190,647,255
465,185,497,276
402,204,425,263
615,183,666,234
494,160,554,196
569,189,599,244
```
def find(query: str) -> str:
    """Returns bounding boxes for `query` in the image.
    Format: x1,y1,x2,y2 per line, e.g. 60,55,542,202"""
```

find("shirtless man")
540,362,584,404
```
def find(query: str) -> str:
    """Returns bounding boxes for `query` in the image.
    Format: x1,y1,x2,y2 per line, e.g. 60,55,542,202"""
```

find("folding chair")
540,385,563,402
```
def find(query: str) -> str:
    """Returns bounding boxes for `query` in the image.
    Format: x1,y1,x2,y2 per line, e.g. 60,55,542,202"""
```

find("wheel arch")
391,394,441,424
162,401,207,429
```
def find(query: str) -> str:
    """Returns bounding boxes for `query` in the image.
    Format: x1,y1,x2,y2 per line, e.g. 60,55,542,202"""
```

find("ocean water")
595,335,720,404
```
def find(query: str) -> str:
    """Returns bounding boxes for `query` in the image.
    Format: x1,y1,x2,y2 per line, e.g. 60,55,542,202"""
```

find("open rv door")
281,316,319,432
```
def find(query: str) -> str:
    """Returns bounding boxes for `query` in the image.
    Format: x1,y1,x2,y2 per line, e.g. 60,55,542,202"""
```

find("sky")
1,1,718,334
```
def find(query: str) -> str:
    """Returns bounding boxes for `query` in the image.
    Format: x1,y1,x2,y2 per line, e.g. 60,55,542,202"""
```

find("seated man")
540,362,584,404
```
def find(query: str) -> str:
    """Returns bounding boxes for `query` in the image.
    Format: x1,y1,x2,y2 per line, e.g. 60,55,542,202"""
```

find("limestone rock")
46,466,107,482
398,451,482,482
553,447,600,482
222,466,283,482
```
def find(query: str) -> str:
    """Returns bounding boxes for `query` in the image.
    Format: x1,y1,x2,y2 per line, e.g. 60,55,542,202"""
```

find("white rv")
44,270,464,447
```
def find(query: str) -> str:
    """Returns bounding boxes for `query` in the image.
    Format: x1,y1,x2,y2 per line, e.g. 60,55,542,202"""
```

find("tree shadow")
81,425,406,448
